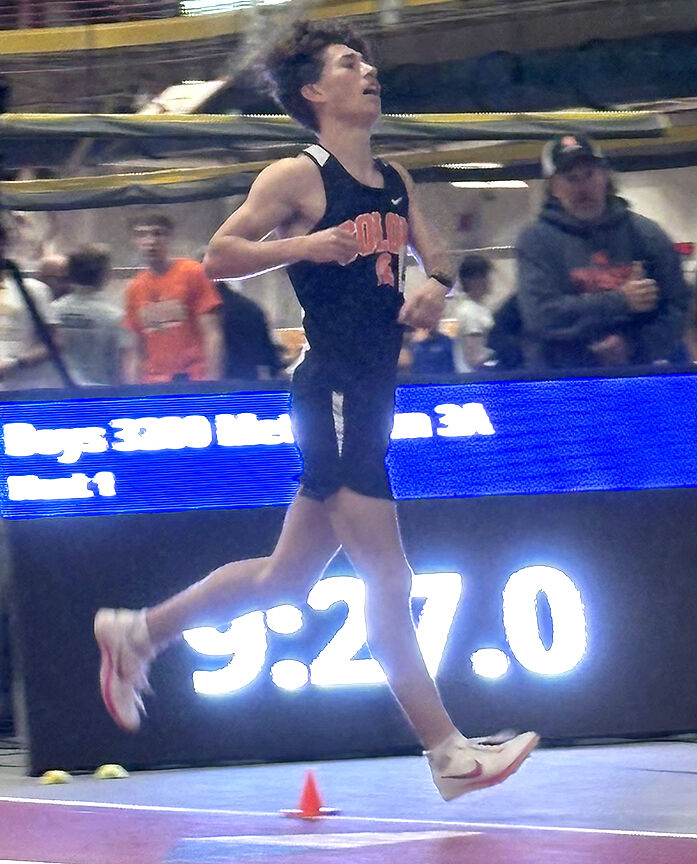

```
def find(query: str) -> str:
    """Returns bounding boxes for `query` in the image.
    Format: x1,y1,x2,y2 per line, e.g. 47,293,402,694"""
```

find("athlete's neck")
317,122,378,186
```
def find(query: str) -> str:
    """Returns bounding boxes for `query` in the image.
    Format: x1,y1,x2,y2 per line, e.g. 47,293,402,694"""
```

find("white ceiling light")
182,0,290,12
439,162,504,169
451,180,529,188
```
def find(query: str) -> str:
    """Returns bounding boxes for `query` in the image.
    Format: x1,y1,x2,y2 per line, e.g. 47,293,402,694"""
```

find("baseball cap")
541,134,605,178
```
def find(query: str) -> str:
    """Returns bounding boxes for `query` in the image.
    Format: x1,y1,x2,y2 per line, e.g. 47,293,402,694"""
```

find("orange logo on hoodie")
570,251,633,293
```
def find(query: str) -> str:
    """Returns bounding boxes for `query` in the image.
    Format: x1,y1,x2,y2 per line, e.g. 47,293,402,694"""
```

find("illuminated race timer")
183,566,588,694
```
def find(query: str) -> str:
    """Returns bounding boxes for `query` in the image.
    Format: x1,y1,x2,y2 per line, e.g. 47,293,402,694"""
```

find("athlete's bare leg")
324,487,457,751
96,491,340,730
146,492,340,646
96,485,537,794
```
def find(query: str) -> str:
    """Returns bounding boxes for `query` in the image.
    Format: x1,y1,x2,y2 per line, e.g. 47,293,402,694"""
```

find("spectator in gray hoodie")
516,134,689,369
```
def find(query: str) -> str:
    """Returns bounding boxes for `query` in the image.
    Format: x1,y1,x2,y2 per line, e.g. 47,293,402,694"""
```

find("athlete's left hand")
398,278,448,329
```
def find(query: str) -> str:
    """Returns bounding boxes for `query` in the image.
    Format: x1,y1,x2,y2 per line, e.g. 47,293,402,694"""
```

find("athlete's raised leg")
95,492,340,731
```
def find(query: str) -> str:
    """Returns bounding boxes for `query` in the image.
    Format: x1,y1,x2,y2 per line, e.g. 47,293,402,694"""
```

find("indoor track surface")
1,742,697,863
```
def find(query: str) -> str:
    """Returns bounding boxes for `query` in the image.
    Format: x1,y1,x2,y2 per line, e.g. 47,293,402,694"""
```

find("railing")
0,1,181,29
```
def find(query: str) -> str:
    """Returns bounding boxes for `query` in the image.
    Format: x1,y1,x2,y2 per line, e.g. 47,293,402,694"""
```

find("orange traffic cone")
281,770,340,818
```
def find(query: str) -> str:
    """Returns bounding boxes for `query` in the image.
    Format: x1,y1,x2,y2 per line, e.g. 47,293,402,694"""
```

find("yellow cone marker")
94,763,129,779
39,770,71,785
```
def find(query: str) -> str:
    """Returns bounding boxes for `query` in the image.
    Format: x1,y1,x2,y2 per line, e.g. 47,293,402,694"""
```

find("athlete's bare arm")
204,157,359,280
391,163,454,330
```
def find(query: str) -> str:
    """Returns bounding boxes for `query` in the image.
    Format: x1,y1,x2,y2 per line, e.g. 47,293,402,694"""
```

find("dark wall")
216,30,697,115
9,487,697,775
0,521,12,731
380,31,697,112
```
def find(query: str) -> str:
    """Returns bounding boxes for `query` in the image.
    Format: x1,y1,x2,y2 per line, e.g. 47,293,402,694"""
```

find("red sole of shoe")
95,618,130,732
98,642,119,724
442,733,541,800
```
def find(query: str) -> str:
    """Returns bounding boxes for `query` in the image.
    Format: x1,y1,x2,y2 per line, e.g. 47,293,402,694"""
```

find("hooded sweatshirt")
516,196,689,369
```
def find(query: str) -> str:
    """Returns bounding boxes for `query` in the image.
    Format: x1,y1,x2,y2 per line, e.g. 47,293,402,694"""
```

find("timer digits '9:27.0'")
183,566,588,694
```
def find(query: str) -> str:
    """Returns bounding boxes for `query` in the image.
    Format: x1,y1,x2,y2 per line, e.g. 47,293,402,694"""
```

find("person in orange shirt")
123,212,223,383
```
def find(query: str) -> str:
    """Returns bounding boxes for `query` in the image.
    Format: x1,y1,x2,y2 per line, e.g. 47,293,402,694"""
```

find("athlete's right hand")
301,223,359,266
618,261,658,314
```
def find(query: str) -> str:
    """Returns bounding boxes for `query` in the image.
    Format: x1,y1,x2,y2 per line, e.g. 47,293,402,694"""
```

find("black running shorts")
290,361,396,501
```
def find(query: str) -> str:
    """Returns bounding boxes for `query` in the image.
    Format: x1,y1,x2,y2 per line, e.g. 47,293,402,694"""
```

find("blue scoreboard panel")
3,373,697,518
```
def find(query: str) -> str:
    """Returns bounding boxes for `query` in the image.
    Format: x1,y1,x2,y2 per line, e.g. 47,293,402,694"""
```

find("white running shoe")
94,608,155,732
427,730,540,801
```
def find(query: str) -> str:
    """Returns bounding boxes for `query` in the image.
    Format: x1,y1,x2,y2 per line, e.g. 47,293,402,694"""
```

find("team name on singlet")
339,210,409,288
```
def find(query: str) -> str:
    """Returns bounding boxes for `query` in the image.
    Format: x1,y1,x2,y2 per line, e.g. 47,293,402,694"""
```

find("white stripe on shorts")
332,390,345,456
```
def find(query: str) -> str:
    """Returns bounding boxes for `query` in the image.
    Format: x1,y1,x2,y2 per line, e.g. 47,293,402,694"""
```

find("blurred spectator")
517,134,689,369
409,326,456,375
7,207,57,270
684,285,697,364
50,244,130,385
0,1,45,28
37,253,70,300
68,0,180,24
677,251,697,363
124,212,223,384
0,220,62,390
0,1,180,29
0,3,18,29
126,0,180,20
488,293,525,370
453,254,495,371
70,1,124,24
217,280,283,380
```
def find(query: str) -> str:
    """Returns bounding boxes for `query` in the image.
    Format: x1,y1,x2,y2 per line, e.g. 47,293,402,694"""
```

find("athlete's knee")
254,553,322,599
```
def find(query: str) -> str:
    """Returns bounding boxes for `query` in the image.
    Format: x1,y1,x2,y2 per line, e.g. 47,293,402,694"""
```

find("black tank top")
286,144,409,384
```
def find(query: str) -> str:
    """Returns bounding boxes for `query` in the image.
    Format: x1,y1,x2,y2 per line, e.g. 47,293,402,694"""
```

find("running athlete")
94,20,538,801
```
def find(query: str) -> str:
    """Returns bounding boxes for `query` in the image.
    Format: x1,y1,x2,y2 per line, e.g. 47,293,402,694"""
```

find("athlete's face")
307,44,381,127
550,159,610,222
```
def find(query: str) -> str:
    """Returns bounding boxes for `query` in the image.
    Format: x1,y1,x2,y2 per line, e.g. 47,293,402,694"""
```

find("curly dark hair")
458,254,492,284
263,20,372,133
68,244,111,289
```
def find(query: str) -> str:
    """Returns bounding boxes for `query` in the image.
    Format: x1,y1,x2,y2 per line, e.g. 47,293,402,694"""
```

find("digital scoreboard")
5,371,697,775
